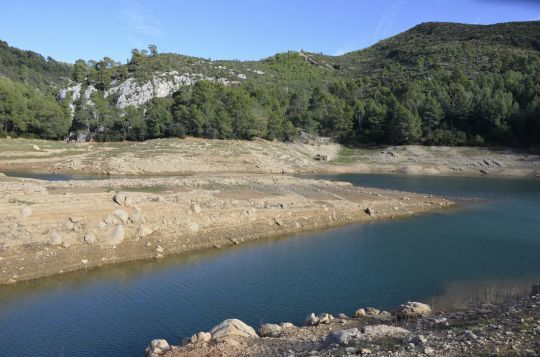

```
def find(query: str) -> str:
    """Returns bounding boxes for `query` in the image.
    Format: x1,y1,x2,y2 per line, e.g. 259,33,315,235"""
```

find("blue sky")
1,0,539,63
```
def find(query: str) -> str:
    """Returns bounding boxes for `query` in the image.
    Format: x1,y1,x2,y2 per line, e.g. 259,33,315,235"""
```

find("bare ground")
1,137,539,177
0,174,453,284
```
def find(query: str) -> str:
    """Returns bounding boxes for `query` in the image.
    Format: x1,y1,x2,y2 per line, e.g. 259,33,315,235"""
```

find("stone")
424,346,435,355
362,325,410,338
69,217,83,223
50,231,62,245
20,206,32,218
354,308,367,317
324,328,361,346
191,204,202,214
189,331,211,344
411,334,428,345
113,209,129,224
107,225,125,245
62,241,71,248
280,322,295,329
84,232,97,244
305,313,334,326
144,339,171,357
378,311,392,320
366,307,380,316
155,245,164,253
32,144,40,151
209,319,258,341
97,221,108,230
338,313,348,319
138,226,154,238
396,302,432,319
189,222,199,233
259,323,282,337
81,259,88,265
130,213,145,224
365,207,374,216
113,192,127,206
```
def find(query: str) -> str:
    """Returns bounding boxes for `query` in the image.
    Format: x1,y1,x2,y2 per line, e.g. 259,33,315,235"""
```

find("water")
3,170,107,181
0,174,539,357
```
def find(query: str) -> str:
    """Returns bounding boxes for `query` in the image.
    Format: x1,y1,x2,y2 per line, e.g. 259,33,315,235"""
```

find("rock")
69,217,83,223
259,323,282,337
20,206,32,218
130,213,145,224
144,339,171,357
32,144,40,151
62,241,71,248
411,334,428,345
362,325,410,338
113,209,129,224
324,328,361,346
97,221,108,230
378,311,392,320
365,207,374,216
107,225,125,245
50,231,62,245
365,307,380,316
189,331,211,344
305,313,334,326
354,308,367,317
138,226,154,238
81,259,88,265
338,313,348,319
273,217,283,226
280,322,295,329
84,232,97,244
209,319,258,341
191,204,202,214
189,222,199,233
396,302,432,319
155,245,164,253
113,192,127,206
424,346,435,355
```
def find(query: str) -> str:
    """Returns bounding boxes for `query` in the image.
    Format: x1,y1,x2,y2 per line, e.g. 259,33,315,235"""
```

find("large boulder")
107,225,125,245
258,323,282,337
396,302,432,319
210,319,258,342
305,312,334,326
144,339,170,357
189,331,211,344
324,325,410,347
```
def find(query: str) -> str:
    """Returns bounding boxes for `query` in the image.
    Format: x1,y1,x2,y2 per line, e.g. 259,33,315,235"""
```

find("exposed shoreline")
154,289,540,356
0,174,454,285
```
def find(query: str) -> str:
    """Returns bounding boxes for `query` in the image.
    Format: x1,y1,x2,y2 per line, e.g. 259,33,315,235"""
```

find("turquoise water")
0,174,538,357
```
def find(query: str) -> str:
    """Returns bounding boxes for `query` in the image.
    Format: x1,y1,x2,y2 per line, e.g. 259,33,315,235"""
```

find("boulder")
130,213,145,224
324,328,361,346
113,209,129,224
305,313,334,326
113,192,127,206
280,322,295,329
189,222,199,233
365,207,374,216
396,302,432,319
20,206,32,218
189,331,211,344
144,339,171,357
258,323,282,337
210,319,258,342
84,232,97,244
191,204,202,214
32,144,40,151
50,231,62,245
354,308,367,317
362,324,410,338
377,311,392,320
138,226,154,238
365,307,380,316
107,225,125,245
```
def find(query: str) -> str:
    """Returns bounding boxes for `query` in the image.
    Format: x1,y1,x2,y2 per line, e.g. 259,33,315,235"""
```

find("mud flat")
0,174,453,284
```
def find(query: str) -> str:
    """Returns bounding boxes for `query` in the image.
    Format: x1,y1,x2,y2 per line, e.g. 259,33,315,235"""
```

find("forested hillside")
0,21,539,146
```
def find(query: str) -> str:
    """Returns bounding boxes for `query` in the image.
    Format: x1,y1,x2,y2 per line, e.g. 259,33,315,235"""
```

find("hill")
0,21,539,146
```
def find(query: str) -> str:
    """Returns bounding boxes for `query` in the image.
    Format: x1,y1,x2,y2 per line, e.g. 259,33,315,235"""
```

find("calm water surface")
0,173,539,357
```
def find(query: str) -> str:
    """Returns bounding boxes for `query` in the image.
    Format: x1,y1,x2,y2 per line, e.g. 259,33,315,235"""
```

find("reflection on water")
0,173,539,357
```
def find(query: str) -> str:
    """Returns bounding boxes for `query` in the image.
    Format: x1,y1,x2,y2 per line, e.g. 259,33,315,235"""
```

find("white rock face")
144,339,171,357
103,71,241,109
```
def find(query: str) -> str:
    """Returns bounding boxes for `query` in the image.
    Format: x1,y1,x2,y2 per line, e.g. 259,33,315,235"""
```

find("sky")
1,0,539,64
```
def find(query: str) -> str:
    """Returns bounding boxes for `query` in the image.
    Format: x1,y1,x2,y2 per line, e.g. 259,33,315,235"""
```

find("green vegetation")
1,21,539,147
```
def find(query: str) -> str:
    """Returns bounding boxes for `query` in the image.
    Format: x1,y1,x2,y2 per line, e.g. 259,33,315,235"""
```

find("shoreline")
0,174,454,285
154,288,540,357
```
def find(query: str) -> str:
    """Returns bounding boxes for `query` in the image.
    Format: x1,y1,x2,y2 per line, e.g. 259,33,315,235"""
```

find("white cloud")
121,0,164,36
